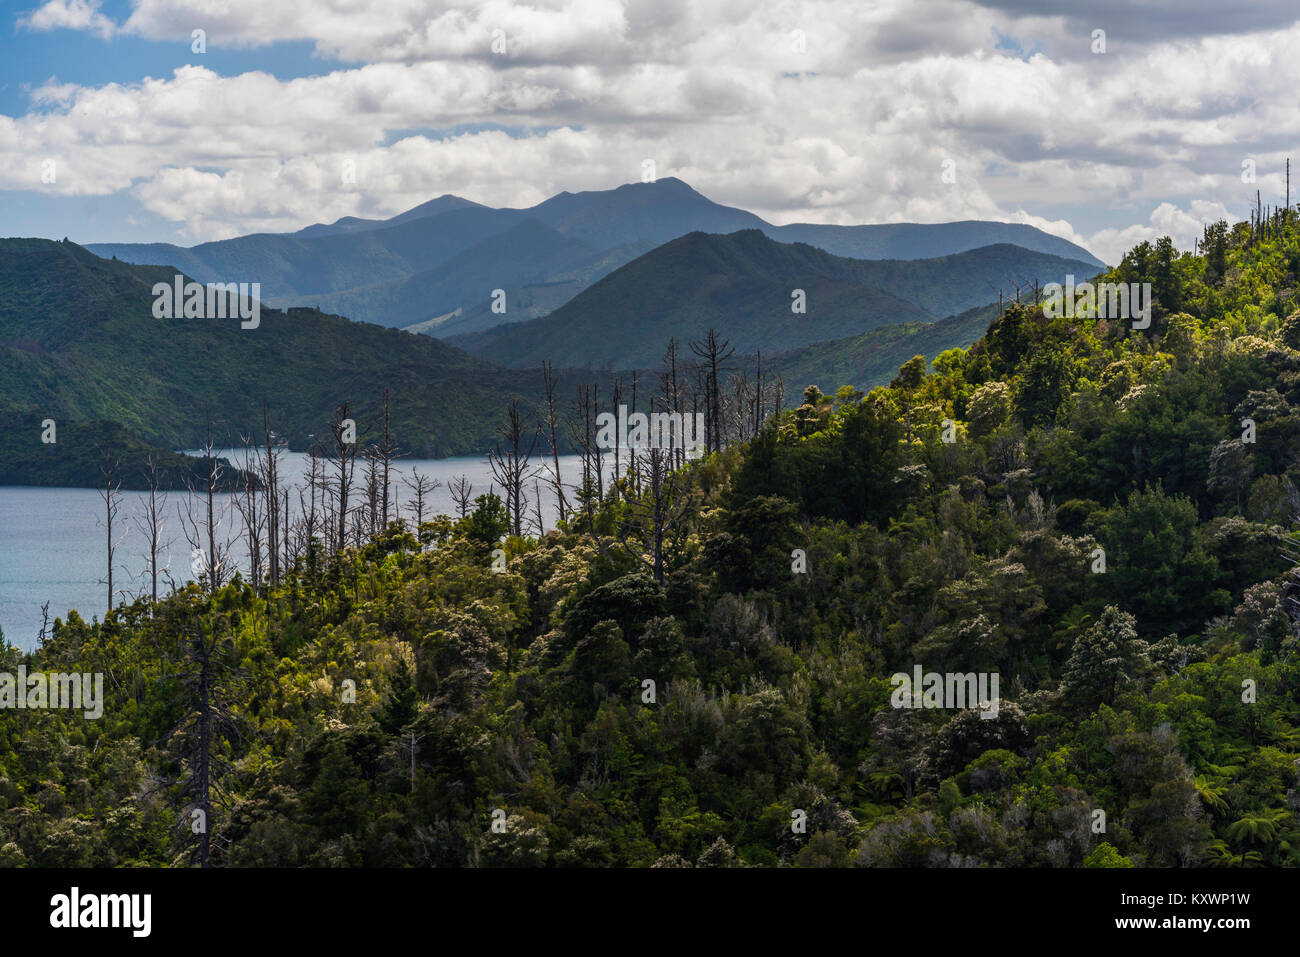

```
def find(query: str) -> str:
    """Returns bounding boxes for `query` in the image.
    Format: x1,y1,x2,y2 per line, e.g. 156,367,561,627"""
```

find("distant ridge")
85,178,1103,333
461,229,1102,371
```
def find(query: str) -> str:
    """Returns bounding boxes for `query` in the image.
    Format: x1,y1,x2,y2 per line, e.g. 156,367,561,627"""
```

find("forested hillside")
462,231,1095,370
3,216,1299,868
0,239,567,473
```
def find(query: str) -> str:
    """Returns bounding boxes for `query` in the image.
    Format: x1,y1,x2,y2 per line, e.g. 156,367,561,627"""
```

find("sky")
1,0,1297,264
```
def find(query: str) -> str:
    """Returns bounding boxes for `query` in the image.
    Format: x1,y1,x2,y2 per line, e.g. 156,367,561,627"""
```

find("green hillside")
0,239,559,482
465,230,1097,370
767,303,1001,399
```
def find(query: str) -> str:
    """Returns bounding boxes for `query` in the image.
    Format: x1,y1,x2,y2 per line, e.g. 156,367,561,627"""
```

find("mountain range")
86,178,1104,336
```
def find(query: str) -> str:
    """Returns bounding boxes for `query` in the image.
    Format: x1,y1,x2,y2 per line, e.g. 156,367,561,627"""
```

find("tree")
891,354,927,440
1083,842,1134,868
261,406,285,588
966,381,1011,439
402,467,440,529
376,388,402,529
329,401,357,553
539,361,569,523
690,328,735,453
449,474,475,519
617,447,694,583
1060,605,1152,713
1095,483,1226,636
488,398,539,537
166,604,243,868
134,455,170,604
96,445,126,614
463,493,509,548
233,436,266,589
180,421,232,595
379,659,418,734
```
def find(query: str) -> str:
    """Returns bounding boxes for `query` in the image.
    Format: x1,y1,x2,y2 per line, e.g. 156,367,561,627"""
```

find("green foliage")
7,216,1300,868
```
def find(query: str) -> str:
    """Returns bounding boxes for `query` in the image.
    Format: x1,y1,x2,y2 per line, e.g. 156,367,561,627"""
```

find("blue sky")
3,0,1299,262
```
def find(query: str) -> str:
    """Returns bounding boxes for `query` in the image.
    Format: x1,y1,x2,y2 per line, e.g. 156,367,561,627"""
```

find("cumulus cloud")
18,0,115,39
4,0,1297,256
1084,200,1240,265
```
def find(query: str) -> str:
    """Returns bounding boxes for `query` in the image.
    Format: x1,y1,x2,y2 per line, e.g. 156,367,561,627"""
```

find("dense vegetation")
3,216,1300,869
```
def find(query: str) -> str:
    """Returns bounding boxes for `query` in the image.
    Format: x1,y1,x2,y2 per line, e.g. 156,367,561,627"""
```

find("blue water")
0,452,593,650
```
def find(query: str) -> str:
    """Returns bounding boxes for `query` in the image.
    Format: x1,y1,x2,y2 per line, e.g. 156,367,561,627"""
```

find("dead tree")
261,408,285,588
449,475,475,519
97,445,126,614
377,388,403,529
180,425,231,595
166,605,243,869
363,445,382,539
402,467,440,528
134,454,169,605
488,397,540,537
611,377,623,501
532,478,546,535
627,370,640,492
660,338,685,469
690,328,735,454
304,443,324,550
540,361,569,523
234,437,265,589
573,383,599,518
329,402,357,553
593,382,606,499
617,446,695,583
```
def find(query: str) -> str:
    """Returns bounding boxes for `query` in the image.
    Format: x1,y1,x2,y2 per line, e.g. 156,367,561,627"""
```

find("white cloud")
1083,200,1240,265
18,0,116,39
3,0,1297,257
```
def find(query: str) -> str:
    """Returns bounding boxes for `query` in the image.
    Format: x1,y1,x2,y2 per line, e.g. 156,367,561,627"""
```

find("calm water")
0,451,600,650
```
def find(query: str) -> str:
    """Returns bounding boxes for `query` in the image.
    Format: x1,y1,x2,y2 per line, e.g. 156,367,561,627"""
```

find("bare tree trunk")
98,446,124,614
449,474,475,519
617,445,694,583
575,383,596,518
611,377,622,500
379,388,401,530
177,422,230,595
330,402,357,553
136,455,167,605
403,467,439,529
262,407,281,588
541,361,569,523
690,328,735,454
488,398,539,537
592,383,604,500
235,436,264,590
